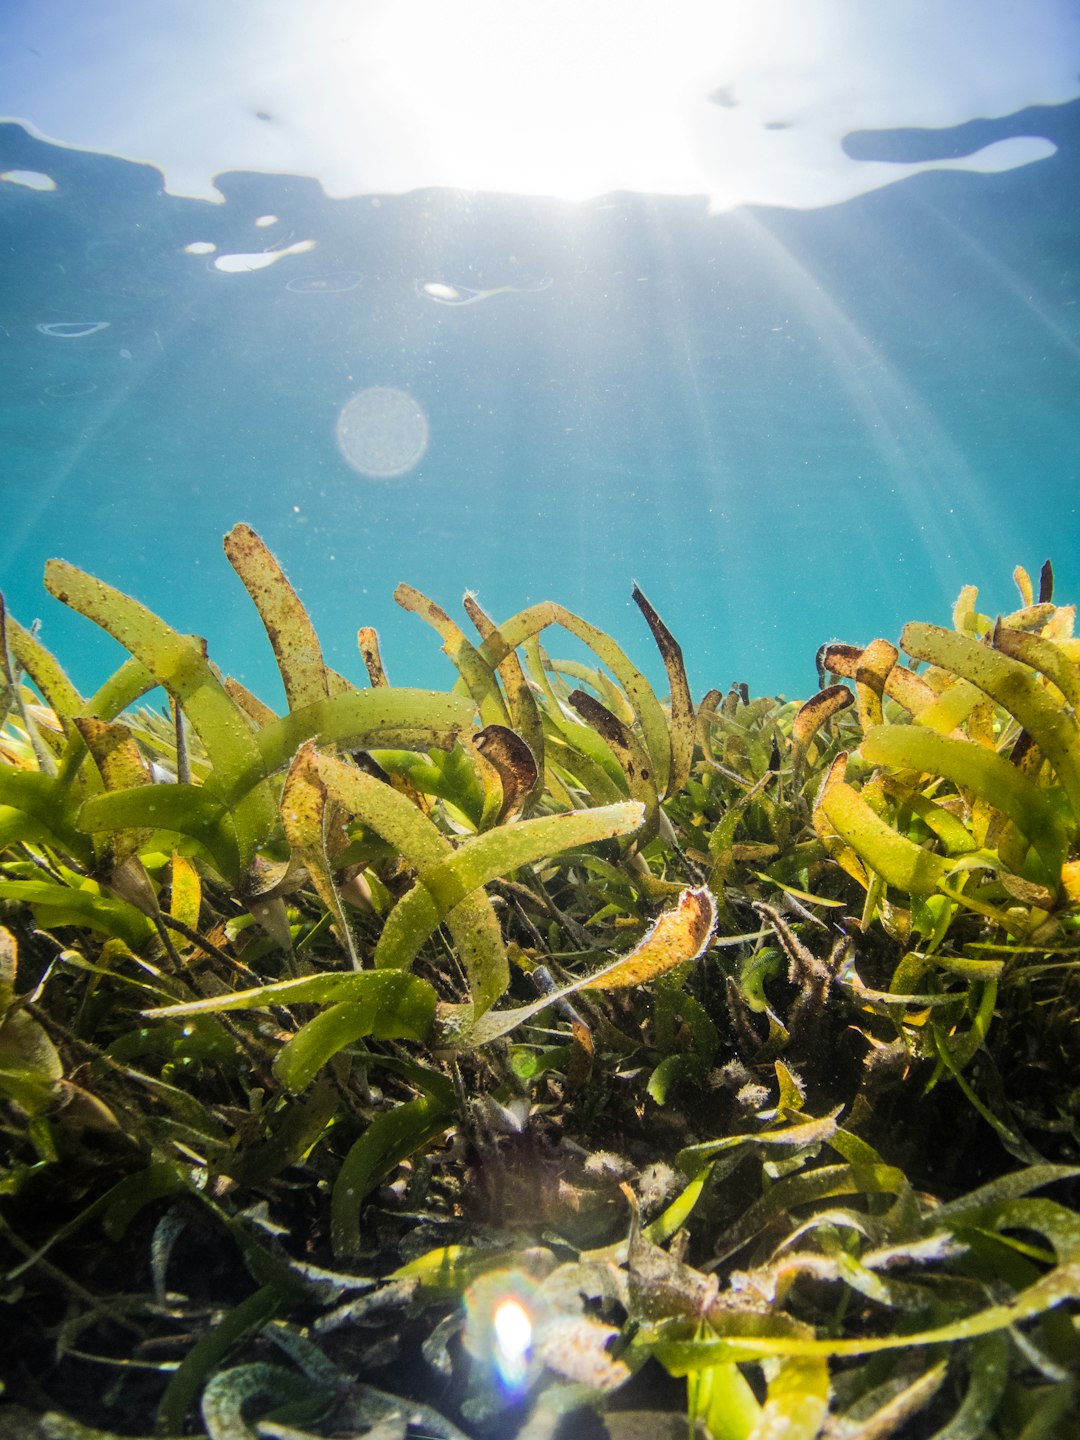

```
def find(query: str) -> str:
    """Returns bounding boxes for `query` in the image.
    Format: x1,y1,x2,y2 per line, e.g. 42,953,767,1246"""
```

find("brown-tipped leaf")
632,585,693,799
792,685,854,752
357,626,388,686
224,523,329,710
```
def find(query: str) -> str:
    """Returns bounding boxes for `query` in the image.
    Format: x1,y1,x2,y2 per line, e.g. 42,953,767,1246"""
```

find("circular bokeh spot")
335,386,429,478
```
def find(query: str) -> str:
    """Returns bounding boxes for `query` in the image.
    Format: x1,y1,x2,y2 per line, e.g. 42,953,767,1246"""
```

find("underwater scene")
4,3,1080,1438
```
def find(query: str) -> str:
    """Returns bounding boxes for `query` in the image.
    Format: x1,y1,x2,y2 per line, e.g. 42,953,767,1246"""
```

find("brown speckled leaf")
357,625,388,686
791,685,854,752
224,523,329,711
854,638,898,732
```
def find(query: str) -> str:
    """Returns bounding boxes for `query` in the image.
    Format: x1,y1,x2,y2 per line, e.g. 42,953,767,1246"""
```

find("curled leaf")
472,723,538,824
587,886,717,992
453,886,715,1048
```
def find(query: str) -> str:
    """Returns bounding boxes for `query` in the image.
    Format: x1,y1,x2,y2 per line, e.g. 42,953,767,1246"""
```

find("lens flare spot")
335,386,429,479
463,1269,547,1398
493,1297,533,1388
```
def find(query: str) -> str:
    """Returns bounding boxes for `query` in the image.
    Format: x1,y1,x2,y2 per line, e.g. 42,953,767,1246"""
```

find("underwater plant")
1,533,1079,1438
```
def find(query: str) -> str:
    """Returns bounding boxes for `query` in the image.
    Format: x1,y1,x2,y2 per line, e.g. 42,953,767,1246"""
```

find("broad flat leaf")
855,638,898,732
0,926,14,1014
390,1244,532,1294
332,1095,450,1256
471,723,538,824
201,1361,320,1440
463,593,547,793
79,783,239,883
691,1360,762,1440
280,742,359,968
570,689,659,842
752,1354,830,1440
652,1197,1080,1366
913,678,985,736
312,750,509,1017
523,636,625,790
860,724,1069,878
373,799,643,972
0,879,154,948
0,769,91,863
244,688,477,800
993,621,1080,707
3,612,83,718
792,685,855,753
142,968,437,1027
44,559,276,881
74,717,155,866
0,1007,63,1115
551,655,636,723
170,853,202,932
225,1078,339,1186
274,989,438,1093
675,1108,843,1176
157,1283,290,1434
925,1333,1008,1440
818,643,937,717
818,781,951,897
902,622,1080,815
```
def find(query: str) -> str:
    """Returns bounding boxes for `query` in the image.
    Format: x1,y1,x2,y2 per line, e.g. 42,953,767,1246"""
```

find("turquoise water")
3,94,1080,710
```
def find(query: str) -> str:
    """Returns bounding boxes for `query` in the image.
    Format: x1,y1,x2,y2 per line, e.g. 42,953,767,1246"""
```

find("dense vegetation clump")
1,531,1079,1439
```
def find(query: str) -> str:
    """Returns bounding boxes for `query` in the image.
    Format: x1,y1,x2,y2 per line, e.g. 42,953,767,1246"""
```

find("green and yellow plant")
1,534,1079,1439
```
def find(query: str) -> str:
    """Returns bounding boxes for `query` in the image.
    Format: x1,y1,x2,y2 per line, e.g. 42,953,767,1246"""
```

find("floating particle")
335,386,429,479
286,271,362,294
44,379,98,398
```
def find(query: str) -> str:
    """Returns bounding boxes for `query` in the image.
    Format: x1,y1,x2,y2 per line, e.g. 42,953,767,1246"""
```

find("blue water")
3,100,1080,710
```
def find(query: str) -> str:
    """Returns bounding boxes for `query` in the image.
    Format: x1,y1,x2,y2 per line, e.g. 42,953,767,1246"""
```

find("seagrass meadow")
2,526,1080,1440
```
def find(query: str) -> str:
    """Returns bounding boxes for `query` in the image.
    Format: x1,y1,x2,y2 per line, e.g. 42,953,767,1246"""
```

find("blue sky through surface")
2,1,1079,708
